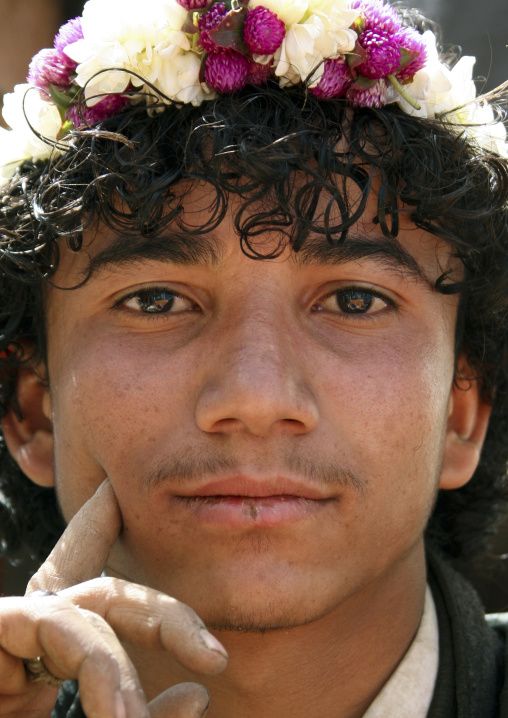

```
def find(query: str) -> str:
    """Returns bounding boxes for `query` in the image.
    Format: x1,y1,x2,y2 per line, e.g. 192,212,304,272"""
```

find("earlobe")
1,367,54,488
439,369,492,491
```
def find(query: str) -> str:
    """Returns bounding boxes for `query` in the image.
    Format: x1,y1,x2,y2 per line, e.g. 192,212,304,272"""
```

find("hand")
0,480,227,718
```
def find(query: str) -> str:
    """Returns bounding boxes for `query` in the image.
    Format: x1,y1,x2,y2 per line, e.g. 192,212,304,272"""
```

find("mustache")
142,452,366,494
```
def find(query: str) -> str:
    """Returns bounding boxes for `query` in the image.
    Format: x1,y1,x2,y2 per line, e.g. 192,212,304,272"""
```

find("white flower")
388,32,508,157
65,0,195,105
248,0,357,87
307,0,359,28
0,84,63,179
150,49,214,105
274,11,357,88
248,0,309,27
388,32,452,118
456,97,508,158
391,33,477,120
0,129,33,181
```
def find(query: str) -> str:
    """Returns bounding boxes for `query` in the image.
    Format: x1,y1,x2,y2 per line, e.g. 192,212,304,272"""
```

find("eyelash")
113,284,397,321
113,286,197,316
312,286,397,320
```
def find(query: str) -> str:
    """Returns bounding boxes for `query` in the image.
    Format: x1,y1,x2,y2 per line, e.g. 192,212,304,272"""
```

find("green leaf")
58,119,74,138
347,41,367,72
352,17,366,34
398,46,420,71
182,12,198,34
49,84,74,110
350,75,376,90
210,6,248,53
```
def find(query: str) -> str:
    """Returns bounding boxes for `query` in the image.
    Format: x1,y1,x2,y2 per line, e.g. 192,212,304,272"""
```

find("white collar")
362,585,439,718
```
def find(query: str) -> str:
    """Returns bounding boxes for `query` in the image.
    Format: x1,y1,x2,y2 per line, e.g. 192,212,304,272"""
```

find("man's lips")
172,476,334,528
173,475,332,500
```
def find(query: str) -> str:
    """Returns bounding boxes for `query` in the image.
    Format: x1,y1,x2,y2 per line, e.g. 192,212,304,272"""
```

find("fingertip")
148,682,210,718
95,478,118,508
86,478,123,539
198,630,228,673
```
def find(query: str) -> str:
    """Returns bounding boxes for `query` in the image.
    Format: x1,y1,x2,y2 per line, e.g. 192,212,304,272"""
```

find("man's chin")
200,602,327,634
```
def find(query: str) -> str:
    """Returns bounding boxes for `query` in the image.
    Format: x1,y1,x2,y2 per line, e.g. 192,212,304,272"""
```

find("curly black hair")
0,44,507,567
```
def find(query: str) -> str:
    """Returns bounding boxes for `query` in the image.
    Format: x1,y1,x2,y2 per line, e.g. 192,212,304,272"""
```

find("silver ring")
23,656,63,687
23,591,62,687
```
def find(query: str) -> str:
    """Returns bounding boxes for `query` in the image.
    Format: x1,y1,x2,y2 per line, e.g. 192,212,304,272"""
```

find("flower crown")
0,0,506,180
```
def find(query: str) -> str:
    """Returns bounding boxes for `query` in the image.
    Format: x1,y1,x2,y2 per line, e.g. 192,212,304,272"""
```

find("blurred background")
0,0,507,608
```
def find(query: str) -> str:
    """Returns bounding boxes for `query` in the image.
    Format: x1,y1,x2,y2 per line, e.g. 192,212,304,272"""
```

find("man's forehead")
69,219,448,290
56,176,456,290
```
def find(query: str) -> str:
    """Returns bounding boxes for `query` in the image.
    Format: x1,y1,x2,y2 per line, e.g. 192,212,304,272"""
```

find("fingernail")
114,692,127,718
200,629,228,659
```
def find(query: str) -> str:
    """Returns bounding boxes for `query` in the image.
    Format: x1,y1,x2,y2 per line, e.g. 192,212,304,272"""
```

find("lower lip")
174,495,330,528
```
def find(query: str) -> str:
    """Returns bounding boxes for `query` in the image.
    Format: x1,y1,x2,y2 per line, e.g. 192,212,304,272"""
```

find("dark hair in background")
0,14,507,568
62,0,85,21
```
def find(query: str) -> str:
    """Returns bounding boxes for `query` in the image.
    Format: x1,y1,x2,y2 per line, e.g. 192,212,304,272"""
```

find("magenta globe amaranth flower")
54,17,84,57
247,60,273,86
27,48,75,92
176,0,214,9
347,78,388,108
355,29,401,79
198,3,228,53
351,0,401,34
66,92,131,128
395,27,428,80
311,57,352,99
204,50,250,93
243,7,285,55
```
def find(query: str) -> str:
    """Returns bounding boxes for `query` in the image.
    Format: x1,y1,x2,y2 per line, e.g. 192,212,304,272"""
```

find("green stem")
387,74,421,111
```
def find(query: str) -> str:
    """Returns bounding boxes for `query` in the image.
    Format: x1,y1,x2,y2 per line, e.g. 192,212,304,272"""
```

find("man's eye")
314,288,391,316
120,288,195,314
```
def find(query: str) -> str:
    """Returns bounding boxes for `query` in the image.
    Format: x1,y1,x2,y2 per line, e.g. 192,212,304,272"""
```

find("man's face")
43,184,459,631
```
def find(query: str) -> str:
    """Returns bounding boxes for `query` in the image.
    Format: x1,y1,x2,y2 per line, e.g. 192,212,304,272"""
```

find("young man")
0,1,507,716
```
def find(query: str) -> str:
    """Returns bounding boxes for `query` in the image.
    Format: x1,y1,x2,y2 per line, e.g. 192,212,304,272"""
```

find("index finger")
27,479,122,594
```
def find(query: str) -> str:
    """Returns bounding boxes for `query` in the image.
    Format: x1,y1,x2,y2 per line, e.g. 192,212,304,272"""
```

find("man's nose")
195,310,319,438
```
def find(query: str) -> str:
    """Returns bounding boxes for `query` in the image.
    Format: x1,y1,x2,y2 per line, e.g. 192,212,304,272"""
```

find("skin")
0,183,490,717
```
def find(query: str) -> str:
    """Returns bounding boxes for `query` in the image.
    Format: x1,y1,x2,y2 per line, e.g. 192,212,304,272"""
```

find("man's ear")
439,360,492,491
1,365,54,488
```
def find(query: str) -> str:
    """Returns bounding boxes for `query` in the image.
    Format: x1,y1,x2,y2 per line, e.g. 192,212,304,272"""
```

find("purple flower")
27,48,75,92
243,7,285,55
54,17,84,58
204,50,250,93
351,0,401,34
176,0,214,9
66,92,131,128
198,3,228,53
347,78,388,108
246,59,273,86
311,57,352,99
355,29,401,79
395,27,427,80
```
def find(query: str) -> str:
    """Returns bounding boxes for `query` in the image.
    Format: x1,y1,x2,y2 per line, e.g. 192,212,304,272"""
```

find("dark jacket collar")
427,551,505,718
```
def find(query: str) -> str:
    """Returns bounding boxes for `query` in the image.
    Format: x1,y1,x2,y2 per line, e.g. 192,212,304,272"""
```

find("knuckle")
26,565,65,594
76,608,115,637
159,594,202,627
25,575,43,594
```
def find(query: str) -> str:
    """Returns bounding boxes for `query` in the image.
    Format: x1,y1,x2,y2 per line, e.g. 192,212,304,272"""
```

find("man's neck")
128,544,428,718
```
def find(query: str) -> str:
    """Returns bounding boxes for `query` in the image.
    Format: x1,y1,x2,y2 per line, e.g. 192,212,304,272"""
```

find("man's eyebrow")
84,231,223,277
292,233,432,285
85,229,431,286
